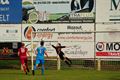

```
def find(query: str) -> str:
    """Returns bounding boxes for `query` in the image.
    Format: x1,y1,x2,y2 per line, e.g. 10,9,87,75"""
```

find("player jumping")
51,43,72,67
34,40,48,75
18,43,30,75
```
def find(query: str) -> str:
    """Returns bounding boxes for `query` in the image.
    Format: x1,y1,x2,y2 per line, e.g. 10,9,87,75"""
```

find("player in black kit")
51,43,72,66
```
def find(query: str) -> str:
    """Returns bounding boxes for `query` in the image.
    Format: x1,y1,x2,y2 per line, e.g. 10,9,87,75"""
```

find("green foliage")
22,1,32,5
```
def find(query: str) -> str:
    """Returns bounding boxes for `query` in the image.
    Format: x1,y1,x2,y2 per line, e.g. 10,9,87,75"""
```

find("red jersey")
18,47,28,59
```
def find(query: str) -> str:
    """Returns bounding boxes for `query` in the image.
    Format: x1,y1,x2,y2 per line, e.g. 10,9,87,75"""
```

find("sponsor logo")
24,26,55,40
24,26,36,40
0,0,22,23
71,0,94,12
67,25,83,30
109,0,120,21
106,42,120,51
96,42,104,51
96,42,120,51
96,42,120,56
110,0,120,11
70,0,94,22
37,27,55,32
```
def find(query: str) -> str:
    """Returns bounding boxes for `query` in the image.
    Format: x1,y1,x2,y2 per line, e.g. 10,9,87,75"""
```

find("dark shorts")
59,52,64,60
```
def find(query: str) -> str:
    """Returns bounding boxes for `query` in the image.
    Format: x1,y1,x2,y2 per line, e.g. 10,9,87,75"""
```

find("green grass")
0,69,120,80
49,13,68,20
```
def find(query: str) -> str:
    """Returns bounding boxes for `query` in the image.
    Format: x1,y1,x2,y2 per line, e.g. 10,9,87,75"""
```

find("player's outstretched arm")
51,45,56,48
61,45,71,48
60,46,66,48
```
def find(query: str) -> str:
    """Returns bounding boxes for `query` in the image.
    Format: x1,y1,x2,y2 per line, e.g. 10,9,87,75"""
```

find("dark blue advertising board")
0,0,22,24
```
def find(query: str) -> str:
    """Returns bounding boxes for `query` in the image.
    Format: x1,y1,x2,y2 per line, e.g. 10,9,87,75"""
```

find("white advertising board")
24,41,94,58
96,0,120,22
96,23,120,31
22,24,94,42
96,33,120,42
96,24,120,42
61,42,94,58
96,42,120,58
22,0,95,23
0,24,21,42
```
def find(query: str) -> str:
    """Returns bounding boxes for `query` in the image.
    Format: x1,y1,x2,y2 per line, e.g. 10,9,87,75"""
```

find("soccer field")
0,69,120,80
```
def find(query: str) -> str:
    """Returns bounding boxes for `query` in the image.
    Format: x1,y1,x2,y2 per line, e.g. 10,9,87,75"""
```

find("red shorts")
20,57,27,65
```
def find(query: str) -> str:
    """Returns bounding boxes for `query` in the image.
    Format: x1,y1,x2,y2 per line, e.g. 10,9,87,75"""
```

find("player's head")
40,40,44,46
57,43,61,46
21,43,25,47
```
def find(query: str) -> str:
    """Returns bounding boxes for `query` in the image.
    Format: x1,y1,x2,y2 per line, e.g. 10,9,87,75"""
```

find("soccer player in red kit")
18,43,30,75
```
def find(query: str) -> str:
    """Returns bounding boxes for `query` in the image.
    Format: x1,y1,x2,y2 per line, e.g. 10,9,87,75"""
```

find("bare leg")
65,57,72,64
41,64,44,75
22,64,27,74
64,58,71,67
